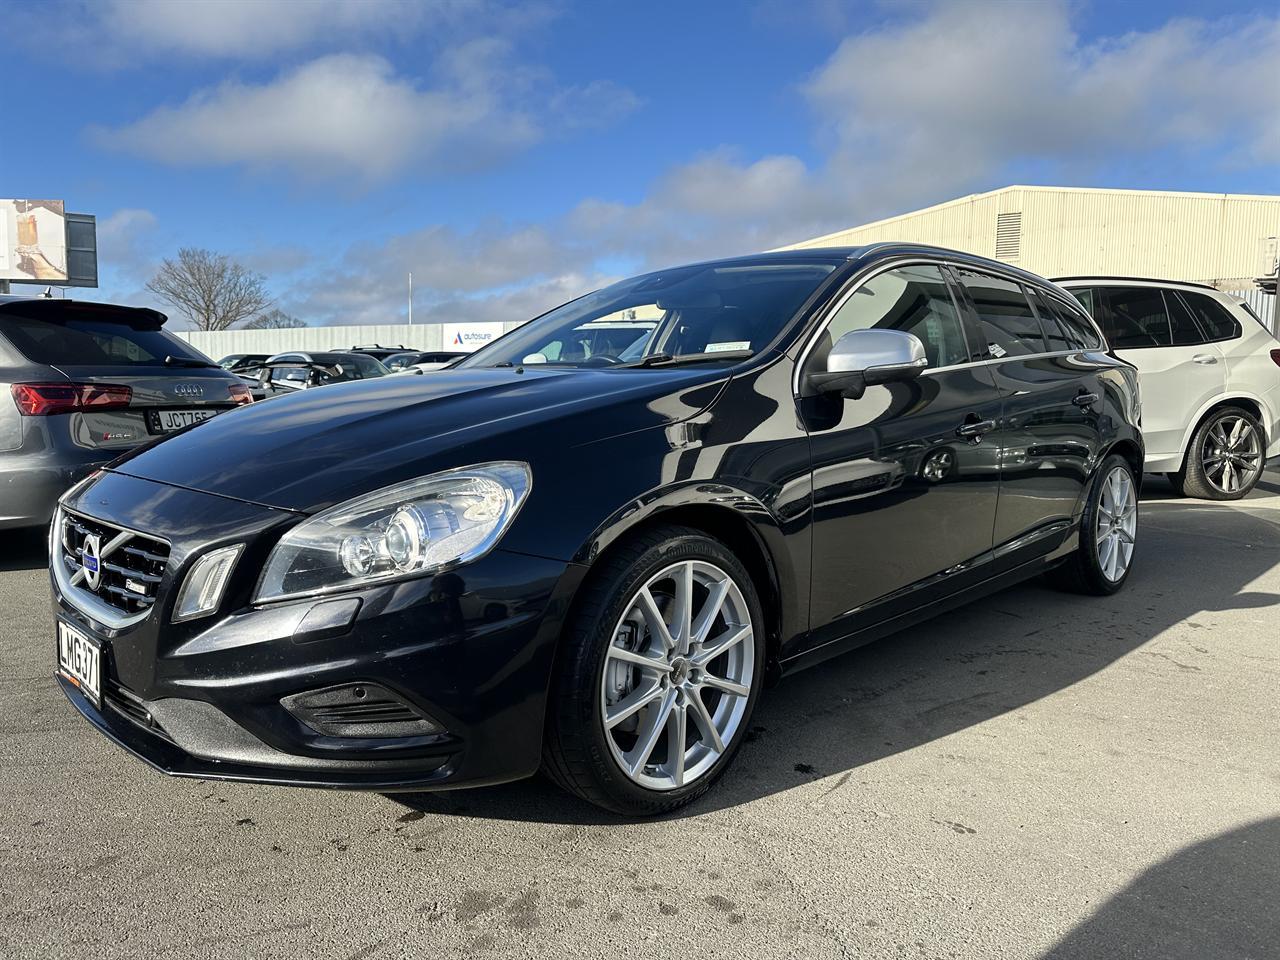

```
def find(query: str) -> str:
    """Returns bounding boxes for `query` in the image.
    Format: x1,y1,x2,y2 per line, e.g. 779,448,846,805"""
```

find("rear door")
951,268,1105,569
1093,286,1225,466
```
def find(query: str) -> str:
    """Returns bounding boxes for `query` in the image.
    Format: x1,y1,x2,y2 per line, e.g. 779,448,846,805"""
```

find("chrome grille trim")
52,506,172,629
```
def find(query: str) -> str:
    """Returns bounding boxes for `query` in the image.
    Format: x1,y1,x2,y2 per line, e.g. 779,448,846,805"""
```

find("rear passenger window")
1178,292,1240,341
1165,293,1208,346
1098,288,1172,349
1047,295,1104,349
955,270,1045,358
1028,289,1072,351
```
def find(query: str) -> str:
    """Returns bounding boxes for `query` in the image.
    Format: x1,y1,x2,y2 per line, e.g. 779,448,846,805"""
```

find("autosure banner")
441,321,505,352
0,199,68,282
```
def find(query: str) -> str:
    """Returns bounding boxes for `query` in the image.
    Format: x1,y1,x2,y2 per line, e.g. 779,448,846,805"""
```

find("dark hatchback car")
52,245,1142,815
1,297,251,530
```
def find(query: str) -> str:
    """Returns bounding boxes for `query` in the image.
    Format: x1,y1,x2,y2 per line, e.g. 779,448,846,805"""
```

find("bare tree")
146,248,271,331
246,308,306,329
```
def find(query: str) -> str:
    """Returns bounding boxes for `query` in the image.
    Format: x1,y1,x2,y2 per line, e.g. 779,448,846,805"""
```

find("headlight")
254,462,531,603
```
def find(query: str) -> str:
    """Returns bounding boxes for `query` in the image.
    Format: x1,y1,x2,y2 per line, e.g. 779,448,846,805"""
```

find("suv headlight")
254,462,531,603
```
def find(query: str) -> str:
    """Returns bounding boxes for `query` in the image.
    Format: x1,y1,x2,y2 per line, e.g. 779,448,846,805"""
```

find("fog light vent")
281,683,440,738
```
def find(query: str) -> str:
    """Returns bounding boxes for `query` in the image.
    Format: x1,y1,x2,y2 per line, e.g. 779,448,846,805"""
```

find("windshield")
456,259,839,369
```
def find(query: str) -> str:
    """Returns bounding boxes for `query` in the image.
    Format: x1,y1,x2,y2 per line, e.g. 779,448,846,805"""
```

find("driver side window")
821,264,970,369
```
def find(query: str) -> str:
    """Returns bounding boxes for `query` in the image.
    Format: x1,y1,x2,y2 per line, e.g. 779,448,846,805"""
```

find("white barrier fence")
173,322,527,360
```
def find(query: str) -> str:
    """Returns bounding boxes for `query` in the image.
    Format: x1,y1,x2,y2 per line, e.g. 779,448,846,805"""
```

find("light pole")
408,272,414,326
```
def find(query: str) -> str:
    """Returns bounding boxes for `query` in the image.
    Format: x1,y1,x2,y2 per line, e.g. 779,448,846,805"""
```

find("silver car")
0,296,252,530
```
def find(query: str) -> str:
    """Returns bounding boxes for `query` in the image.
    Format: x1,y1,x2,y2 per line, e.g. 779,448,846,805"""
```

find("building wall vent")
995,212,1022,261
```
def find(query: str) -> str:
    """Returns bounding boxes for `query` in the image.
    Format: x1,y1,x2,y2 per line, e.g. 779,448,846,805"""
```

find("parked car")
384,350,468,372
218,353,271,372
0,296,251,530
51,244,1141,815
1056,277,1280,499
252,351,389,399
343,344,415,363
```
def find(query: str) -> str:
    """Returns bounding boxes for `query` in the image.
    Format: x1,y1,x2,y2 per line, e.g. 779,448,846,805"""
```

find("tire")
1173,406,1265,501
542,525,765,816
1049,453,1138,596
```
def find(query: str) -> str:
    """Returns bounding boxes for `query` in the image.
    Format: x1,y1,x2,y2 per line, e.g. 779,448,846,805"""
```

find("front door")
798,263,1002,654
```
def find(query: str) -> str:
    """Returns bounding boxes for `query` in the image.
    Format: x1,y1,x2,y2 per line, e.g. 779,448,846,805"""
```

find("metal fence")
173,322,527,359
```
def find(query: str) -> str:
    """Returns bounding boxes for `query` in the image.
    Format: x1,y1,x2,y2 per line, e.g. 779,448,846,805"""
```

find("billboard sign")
0,199,68,282
441,321,504,352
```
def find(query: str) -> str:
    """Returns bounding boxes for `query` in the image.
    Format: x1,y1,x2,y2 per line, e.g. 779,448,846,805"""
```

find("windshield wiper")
619,350,754,368
164,355,219,368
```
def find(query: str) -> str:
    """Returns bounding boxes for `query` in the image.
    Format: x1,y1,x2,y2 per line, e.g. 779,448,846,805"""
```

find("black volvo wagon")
52,244,1142,815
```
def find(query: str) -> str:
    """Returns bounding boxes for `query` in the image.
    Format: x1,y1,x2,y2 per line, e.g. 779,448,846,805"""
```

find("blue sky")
4,0,1278,327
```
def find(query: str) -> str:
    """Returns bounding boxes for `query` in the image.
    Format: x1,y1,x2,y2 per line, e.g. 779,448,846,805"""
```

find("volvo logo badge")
82,533,103,591
173,383,203,398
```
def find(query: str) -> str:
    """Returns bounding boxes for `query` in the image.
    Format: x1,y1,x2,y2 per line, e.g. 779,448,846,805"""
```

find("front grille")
60,510,170,616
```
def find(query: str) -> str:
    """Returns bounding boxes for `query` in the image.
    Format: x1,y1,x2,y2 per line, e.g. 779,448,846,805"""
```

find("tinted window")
1070,288,1095,317
459,259,838,368
1178,291,1239,341
821,264,969,369
955,269,1045,358
1165,292,1208,346
1047,294,1104,349
1098,287,1171,348
1029,288,1072,351
0,315,206,367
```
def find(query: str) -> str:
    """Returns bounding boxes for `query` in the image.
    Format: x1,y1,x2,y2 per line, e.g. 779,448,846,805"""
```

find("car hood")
108,366,730,513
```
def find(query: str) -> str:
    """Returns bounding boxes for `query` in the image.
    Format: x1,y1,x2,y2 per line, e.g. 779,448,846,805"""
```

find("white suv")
1056,277,1279,499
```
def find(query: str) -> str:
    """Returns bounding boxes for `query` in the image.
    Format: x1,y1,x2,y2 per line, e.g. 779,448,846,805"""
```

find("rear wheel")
542,526,764,815
1174,406,1264,500
1049,453,1138,596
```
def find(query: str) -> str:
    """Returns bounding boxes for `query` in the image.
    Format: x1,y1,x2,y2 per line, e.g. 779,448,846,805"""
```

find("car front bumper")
52,470,586,791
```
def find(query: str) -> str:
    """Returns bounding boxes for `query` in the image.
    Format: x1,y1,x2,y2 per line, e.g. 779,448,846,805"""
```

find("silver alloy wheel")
1096,465,1137,582
600,560,755,791
1202,415,1262,495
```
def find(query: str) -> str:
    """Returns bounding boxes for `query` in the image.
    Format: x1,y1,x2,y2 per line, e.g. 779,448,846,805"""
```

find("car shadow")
1039,816,1280,959
1,527,48,572
393,479,1280,825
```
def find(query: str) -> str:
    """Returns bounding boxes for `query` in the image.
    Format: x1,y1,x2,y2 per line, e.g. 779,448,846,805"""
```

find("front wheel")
1049,453,1138,595
542,526,764,815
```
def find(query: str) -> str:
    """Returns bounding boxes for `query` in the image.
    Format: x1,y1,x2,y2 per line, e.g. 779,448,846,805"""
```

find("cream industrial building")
784,185,1279,328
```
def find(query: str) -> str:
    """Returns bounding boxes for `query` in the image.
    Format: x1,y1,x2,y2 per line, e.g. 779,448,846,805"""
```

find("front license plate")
146,408,220,434
57,621,103,710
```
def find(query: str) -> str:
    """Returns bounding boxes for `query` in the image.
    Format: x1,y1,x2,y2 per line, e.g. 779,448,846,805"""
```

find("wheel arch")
566,490,792,676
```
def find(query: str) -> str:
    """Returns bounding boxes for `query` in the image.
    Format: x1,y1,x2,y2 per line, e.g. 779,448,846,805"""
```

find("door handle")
1072,392,1099,408
1193,354,1218,365
955,417,996,440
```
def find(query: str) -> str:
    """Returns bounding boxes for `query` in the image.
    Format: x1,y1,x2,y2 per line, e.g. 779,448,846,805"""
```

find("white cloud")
50,0,497,61
91,52,543,181
805,4,1280,207
91,40,640,182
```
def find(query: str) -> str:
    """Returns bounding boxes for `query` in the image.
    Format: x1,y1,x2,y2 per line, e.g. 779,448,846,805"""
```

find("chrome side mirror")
807,328,928,399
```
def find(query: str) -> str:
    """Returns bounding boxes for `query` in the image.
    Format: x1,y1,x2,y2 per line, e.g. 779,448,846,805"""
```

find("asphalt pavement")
2,470,1278,959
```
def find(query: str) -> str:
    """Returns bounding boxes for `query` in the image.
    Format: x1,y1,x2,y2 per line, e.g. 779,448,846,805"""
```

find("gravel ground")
2,470,1278,960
